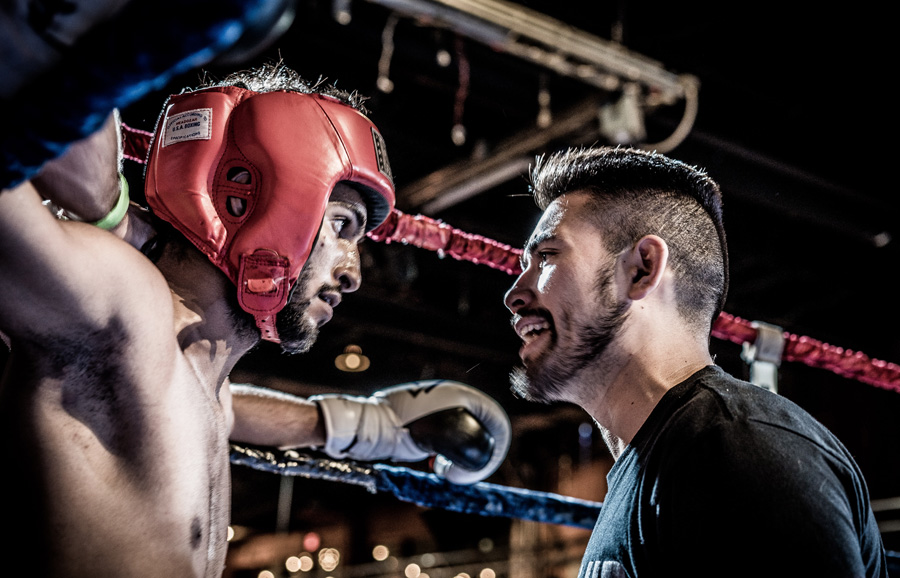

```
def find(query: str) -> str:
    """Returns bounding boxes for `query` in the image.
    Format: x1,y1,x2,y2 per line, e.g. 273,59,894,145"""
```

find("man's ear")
623,235,668,301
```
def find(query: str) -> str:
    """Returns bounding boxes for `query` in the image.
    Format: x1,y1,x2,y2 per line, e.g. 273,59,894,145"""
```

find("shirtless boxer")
0,63,510,577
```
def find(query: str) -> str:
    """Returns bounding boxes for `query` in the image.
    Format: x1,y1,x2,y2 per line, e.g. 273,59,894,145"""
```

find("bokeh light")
372,545,390,561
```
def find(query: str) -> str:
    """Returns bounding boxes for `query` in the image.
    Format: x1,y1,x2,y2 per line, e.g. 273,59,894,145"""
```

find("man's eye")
332,215,363,240
333,216,349,234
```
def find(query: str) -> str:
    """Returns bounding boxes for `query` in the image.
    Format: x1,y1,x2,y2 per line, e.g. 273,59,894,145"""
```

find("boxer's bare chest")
0,336,233,577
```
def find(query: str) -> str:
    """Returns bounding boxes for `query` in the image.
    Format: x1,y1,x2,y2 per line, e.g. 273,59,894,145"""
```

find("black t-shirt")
578,365,886,578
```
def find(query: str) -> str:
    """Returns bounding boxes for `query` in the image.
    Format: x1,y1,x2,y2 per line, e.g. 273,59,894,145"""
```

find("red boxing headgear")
144,86,395,342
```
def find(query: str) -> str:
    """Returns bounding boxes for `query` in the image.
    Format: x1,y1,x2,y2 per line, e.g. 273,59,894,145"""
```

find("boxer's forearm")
229,383,326,449
32,110,122,223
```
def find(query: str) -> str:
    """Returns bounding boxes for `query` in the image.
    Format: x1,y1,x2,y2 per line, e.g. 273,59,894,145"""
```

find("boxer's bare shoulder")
0,179,232,577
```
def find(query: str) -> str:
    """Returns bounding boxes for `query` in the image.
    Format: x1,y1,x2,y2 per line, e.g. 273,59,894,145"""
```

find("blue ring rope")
230,444,603,529
230,445,900,570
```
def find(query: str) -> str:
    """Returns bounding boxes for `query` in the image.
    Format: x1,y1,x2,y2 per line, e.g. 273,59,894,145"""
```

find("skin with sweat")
0,143,369,577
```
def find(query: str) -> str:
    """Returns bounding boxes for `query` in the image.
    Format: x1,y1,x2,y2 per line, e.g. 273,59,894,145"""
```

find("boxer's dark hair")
194,60,367,112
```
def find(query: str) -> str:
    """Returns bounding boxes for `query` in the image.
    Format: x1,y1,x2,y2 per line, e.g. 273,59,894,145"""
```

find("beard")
224,266,323,354
510,261,629,404
274,268,321,355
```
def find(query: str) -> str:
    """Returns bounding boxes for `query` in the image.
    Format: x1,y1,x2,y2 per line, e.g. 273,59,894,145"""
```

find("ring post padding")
741,321,785,393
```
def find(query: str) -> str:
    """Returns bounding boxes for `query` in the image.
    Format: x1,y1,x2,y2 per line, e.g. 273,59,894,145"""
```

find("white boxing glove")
309,380,511,484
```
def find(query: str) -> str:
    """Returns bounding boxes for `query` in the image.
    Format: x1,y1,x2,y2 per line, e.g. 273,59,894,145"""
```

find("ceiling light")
335,345,370,372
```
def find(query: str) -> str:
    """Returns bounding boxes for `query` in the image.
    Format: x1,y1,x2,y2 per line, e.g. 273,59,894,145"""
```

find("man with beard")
504,146,886,577
0,63,510,577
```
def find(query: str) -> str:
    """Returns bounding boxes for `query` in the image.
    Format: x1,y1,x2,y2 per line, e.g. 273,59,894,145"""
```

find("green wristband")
92,173,130,230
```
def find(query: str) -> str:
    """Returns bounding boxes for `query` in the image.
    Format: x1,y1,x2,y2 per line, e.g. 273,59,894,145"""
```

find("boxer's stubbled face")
275,183,367,355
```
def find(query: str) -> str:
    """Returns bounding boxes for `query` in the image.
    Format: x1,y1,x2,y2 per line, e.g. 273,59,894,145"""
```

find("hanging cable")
376,13,399,93
537,73,552,128
639,75,700,153
451,34,470,146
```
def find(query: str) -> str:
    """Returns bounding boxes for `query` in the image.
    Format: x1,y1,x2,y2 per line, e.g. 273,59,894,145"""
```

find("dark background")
7,0,900,572
120,0,900,563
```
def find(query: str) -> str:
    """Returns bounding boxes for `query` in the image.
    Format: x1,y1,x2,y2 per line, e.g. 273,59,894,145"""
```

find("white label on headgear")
162,108,212,147
371,127,393,184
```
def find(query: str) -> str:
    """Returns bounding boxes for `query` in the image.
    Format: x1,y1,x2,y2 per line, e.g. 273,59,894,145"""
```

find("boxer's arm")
0,176,161,344
228,383,327,448
29,110,154,251
31,109,124,226
228,380,511,484
0,113,130,342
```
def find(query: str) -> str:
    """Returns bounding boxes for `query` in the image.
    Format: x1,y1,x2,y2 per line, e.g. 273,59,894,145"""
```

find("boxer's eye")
329,204,365,242
333,216,349,234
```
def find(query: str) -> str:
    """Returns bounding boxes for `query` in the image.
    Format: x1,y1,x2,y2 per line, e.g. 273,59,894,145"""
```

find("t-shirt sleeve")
644,420,885,577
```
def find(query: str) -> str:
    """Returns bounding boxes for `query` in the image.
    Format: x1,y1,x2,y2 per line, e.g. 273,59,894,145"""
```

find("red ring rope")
122,125,900,395
122,123,153,164
369,209,900,395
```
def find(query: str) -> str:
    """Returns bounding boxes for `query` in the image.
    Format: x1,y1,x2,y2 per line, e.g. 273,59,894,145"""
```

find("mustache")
316,283,341,299
285,278,340,308
510,307,553,330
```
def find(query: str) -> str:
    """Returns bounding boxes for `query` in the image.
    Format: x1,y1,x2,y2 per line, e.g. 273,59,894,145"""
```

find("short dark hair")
194,60,368,112
530,146,728,331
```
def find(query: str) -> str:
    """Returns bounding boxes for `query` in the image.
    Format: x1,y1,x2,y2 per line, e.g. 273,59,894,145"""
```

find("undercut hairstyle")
530,146,729,332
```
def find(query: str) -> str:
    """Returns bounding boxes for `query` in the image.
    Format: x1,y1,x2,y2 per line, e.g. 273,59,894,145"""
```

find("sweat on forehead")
519,194,584,269
329,183,368,227
330,182,365,204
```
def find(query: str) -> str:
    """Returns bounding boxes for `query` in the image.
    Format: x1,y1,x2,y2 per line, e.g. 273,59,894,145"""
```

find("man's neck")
175,299,257,392
101,205,258,395
577,328,712,454
158,236,259,393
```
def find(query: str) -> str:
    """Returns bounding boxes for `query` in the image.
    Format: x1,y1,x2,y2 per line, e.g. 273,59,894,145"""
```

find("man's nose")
504,270,534,313
335,245,362,293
